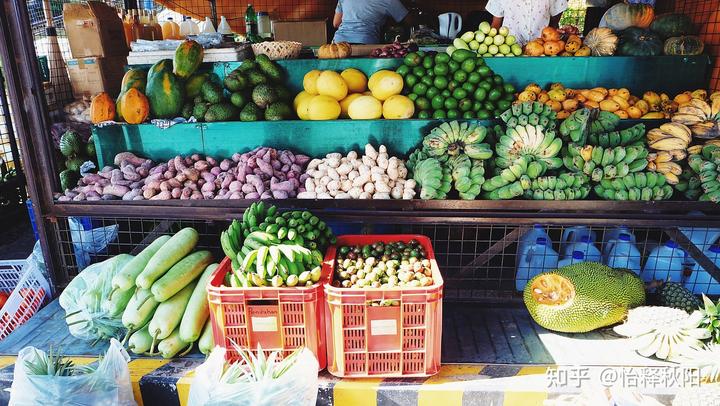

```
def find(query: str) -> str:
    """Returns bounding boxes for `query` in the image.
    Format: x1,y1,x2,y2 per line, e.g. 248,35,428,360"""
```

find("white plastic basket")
0,260,50,340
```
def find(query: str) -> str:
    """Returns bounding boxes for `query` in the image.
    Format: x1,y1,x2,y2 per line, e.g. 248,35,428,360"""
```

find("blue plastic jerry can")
516,237,559,292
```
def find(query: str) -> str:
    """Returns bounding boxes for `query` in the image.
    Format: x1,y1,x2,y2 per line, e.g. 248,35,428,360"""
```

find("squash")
146,59,184,119
118,88,150,124
618,27,663,56
120,68,147,94
318,42,352,59
90,92,115,124
584,28,618,56
663,35,704,56
173,40,204,80
601,3,655,31
651,13,694,39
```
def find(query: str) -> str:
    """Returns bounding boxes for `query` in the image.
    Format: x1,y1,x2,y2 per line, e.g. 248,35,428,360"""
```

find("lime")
448,80,459,91
475,57,486,67
473,87,487,101
452,88,468,100
418,110,431,119
431,95,445,110
427,86,441,99
461,59,476,73
404,74,418,88
463,111,475,119
421,76,434,87
435,53,451,64
444,98,458,110
468,72,482,84
462,82,476,93
447,109,460,119
396,65,410,76
408,93,418,101
433,76,449,90
453,70,468,82
451,49,474,63
448,60,460,72
503,93,514,102
484,101,495,111
503,83,516,94
492,74,504,85
422,56,434,69
404,52,422,67
488,88,501,101
412,66,426,77
432,110,447,119
472,100,483,112
417,50,426,58
497,99,512,111
479,81,492,91
477,66,491,77
413,83,428,96
477,109,491,120
441,89,452,98
426,70,435,77
458,98,473,112
433,63,449,76
416,96,431,111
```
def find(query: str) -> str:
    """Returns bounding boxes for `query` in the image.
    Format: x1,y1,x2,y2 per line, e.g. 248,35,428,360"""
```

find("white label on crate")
252,316,278,332
370,319,397,336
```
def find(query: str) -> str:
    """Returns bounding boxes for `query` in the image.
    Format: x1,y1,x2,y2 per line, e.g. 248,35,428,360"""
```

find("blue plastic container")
558,250,587,267
642,240,686,283
515,237,559,292
605,234,642,275
562,235,602,262
560,226,596,254
685,245,720,295
517,224,551,260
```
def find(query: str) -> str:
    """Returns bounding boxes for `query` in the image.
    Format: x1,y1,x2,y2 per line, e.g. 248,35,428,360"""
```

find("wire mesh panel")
674,0,720,91
48,215,720,302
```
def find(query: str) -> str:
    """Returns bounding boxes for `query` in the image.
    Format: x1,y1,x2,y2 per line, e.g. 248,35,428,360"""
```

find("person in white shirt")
485,0,568,45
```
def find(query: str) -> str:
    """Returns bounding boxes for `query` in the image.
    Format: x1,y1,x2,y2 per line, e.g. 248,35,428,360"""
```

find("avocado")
237,59,257,72
65,157,84,172
256,56,283,82
246,69,268,87
230,92,249,109
204,103,238,122
193,103,210,120
240,102,263,122
264,102,293,121
181,102,194,119
59,169,79,191
223,73,248,92
201,81,223,104
251,84,278,109
275,87,292,102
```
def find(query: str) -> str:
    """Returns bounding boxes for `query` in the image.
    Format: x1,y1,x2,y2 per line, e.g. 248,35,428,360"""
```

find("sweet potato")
150,191,172,200
103,185,130,197
114,152,145,167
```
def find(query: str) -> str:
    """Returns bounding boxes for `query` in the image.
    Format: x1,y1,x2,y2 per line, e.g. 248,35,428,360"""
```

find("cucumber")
112,235,171,293
179,263,218,342
103,286,135,318
136,228,199,289
128,324,154,355
158,327,193,358
148,281,196,340
150,250,214,302
122,288,160,332
198,319,214,355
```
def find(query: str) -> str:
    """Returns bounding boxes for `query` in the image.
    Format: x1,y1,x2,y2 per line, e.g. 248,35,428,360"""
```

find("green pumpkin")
173,40,204,80
146,59,184,119
650,13,694,40
618,28,663,56
663,36,704,56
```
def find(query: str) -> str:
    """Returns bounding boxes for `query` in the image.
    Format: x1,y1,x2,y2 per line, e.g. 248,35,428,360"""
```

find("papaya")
120,68,147,93
146,59,184,119
90,92,115,124
173,40,204,80
118,88,150,124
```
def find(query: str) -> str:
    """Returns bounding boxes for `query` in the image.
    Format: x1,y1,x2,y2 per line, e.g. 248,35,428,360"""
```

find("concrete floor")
0,209,36,260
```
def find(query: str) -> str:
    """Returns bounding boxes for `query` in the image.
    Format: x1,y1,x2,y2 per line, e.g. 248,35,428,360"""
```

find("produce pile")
220,203,334,287
370,38,419,58
449,22,522,58
56,148,311,201
295,69,414,120
331,239,434,289
57,130,97,191
524,26,591,57
395,50,516,119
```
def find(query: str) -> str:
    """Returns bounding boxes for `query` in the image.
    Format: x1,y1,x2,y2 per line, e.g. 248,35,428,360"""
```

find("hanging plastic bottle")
642,240,686,283
603,226,636,251
162,17,181,40
562,235,602,262
515,237,559,291
560,226,596,254
179,16,200,37
201,16,216,33
605,234,642,275
517,224,551,260
217,16,233,35
558,251,587,268
685,245,720,295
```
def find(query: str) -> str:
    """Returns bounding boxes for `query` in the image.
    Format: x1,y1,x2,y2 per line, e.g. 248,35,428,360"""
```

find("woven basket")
251,41,302,60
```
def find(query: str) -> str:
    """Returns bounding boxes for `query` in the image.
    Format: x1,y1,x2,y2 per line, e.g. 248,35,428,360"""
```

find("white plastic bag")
9,339,136,406
69,217,119,269
188,347,319,406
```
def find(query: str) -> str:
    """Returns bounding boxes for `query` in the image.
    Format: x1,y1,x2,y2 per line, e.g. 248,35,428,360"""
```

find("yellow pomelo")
382,95,415,119
348,95,383,120
368,70,403,101
316,70,348,101
303,70,322,95
339,93,363,118
307,95,341,120
293,91,314,111
341,68,368,93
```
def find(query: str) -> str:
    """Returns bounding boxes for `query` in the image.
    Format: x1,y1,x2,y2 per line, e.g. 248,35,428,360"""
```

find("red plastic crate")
207,257,327,369
323,235,443,378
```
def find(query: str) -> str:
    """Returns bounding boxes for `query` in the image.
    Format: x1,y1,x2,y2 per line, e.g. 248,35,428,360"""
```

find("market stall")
0,0,719,404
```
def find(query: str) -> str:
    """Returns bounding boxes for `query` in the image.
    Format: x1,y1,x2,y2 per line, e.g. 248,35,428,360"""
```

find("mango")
599,99,620,112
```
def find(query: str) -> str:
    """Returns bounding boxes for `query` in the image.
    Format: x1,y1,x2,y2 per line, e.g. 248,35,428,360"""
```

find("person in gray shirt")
333,0,409,44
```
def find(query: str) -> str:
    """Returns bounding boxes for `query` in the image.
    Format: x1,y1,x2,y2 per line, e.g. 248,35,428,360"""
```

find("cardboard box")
272,20,328,46
63,2,129,58
66,57,127,99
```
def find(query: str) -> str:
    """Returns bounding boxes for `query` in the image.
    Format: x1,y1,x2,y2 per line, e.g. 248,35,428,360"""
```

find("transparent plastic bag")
69,217,119,269
188,347,319,406
59,255,133,341
9,339,136,406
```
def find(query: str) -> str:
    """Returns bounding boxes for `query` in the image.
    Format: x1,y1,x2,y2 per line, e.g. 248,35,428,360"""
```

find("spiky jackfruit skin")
523,263,646,333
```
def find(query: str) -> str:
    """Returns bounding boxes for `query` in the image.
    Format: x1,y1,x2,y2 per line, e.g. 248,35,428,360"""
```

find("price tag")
251,316,278,332
370,319,397,336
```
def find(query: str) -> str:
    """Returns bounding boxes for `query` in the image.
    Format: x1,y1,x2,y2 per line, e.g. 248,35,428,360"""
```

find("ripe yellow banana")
689,98,712,117
668,149,687,161
672,113,704,126
659,122,692,144
648,160,657,171
653,151,673,163
678,106,708,120
705,139,720,147
655,161,683,176
712,96,720,117
691,122,720,139
581,146,593,162
688,145,703,155
649,137,689,151
663,172,680,185
647,128,677,142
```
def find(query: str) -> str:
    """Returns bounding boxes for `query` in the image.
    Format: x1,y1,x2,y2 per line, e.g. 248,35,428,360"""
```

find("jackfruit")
523,263,645,333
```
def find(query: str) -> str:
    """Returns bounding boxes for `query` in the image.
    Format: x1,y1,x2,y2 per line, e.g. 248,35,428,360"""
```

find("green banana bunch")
229,244,323,288
423,121,493,160
414,158,449,200
675,168,702,200
563,143,648,181
499,102,557,131
558,108,591,144
686,148,720,203
483,179,527,200
587,123,646,148
222,202,276,265
589,111,621,135
523,173,590,200
495,124,563,172
593,172,674,201
448,155,485,200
